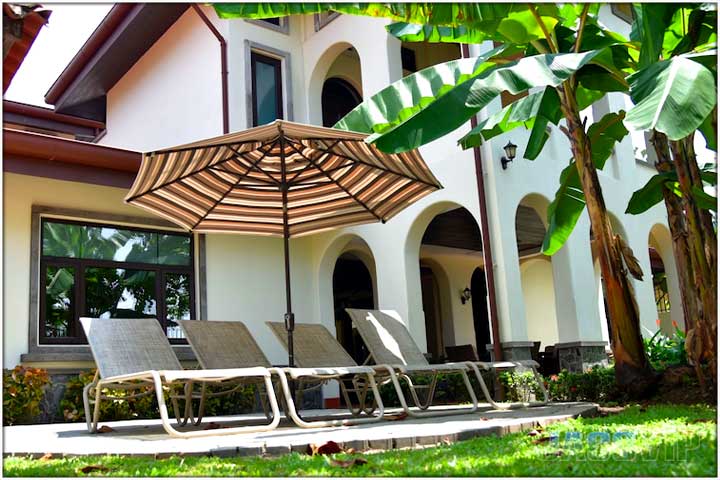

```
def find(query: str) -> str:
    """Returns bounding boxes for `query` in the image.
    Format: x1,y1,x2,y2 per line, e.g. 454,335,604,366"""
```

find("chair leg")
374,365,477,418
271,369,384,429
151,372,281,438
82,381,98,433
469,362,549,409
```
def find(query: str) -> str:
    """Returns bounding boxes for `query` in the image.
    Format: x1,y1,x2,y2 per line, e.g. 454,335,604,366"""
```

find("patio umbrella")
125,120,442,367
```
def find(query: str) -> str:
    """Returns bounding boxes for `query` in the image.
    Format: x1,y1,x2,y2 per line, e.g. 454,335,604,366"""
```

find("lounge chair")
344,309,479,417
80,317,280,438
182,320,384,428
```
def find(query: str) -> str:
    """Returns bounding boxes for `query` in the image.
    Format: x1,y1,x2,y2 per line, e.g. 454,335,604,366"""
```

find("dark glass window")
260,17,281,26
251,52,283,126
39,219,195,344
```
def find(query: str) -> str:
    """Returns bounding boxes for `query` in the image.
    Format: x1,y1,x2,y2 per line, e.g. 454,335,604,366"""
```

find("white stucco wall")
521,257,560,349
99,6,225,151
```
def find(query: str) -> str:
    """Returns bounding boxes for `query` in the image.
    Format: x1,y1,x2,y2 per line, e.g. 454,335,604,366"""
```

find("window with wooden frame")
39,218,195,345
251,52,284,126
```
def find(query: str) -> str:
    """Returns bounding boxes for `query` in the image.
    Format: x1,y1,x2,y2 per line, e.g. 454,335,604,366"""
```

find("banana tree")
623,3,717,385
213,3,659,393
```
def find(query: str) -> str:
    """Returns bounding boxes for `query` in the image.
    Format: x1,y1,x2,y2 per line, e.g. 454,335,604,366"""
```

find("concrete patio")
4,403,597,458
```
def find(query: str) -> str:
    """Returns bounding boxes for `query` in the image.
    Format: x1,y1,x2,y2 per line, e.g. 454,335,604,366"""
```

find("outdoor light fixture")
460,287,472,304
501,140,517,170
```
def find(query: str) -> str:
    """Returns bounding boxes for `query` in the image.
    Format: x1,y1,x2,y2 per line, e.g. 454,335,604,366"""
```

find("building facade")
3,4,682,404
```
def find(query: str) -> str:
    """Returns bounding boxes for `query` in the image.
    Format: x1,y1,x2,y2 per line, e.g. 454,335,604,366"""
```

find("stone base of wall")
555,342,609,373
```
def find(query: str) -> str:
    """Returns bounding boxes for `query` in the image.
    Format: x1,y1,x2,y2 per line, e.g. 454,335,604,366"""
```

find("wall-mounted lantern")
500,140,517,170
460,287,472,304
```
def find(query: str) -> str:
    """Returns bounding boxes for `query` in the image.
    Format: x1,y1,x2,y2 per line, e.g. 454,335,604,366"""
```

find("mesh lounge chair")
176,320,277,426
265,321,385,426
344,309,478,417
80,317,280,438
182,320,384,428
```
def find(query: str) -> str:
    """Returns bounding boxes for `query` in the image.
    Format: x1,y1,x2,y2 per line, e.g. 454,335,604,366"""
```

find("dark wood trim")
462,44,503,362
250,52,283,126
37,217,195,346
3,100,105,129
3,128,141,172
4,154,137,188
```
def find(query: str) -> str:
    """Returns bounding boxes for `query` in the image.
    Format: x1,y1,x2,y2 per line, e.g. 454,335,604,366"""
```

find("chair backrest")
345,308,429,367
445,344,480,362
80,317,182,379
266,322,358,368
179,320,271,369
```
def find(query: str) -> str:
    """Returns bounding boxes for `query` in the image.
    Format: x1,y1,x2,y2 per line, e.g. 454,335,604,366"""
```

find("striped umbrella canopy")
125,120,442,367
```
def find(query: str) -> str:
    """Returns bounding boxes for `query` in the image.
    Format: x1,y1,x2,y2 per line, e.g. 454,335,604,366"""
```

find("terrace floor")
4,402,596,458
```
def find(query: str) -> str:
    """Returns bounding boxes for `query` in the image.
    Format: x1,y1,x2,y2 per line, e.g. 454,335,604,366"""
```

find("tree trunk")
558,84,656,396
669,135,717,384
650,132,699,328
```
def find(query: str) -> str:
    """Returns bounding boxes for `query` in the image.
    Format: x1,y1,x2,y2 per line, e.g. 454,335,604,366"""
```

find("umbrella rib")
147,137,268,157
209,166,278,186
126,148,257,202
190,140,279,230
302,139,441,189
284,141,383,223
286,139,341,184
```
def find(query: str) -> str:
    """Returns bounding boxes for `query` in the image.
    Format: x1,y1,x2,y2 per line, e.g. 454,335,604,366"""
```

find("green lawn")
4,404,716,477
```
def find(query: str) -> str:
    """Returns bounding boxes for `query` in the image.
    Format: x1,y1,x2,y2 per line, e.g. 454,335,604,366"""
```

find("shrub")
544,365,618,403
498,370,545,402
377,371,489,407
60,369,259,423
644,323,687,370
3,366,51,425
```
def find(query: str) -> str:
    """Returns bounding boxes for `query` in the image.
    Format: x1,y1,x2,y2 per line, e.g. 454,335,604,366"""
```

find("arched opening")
515,197,559,352
332,252,373,364
322,77,361,127
417,206,486,361
648,224,682,334
400,40,461,76
470,267,491,361
320,46,362,127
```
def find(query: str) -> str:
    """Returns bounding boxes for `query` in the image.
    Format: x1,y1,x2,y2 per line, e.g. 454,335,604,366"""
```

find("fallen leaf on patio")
479,417,489,421
385,412,408,421
327,457,368,468
39,453,53,461
97,425,115,433
79,465,111,474
203,422,222,430
307,440,343,456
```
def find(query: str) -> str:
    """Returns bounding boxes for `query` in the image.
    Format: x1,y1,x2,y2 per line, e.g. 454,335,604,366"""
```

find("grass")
3,404,716,477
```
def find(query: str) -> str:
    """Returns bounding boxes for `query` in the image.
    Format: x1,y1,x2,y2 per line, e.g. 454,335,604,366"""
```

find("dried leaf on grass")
532,435,557,444
327,457,368,468
79,465,111,474
96,425,115,433
39,453,53,461
527,429,541,437
307,440,343,456
545,450,564,457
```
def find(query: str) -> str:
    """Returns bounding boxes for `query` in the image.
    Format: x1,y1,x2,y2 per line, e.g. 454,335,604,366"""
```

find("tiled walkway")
4,403,596,458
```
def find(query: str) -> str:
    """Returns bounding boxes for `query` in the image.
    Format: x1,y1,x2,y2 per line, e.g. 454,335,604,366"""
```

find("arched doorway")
322,77,361,127
332,252,373,364
417,206,485,360
470,267,491,360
